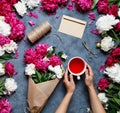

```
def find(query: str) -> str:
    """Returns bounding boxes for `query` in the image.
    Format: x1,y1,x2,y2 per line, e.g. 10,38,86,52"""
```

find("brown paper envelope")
28,77,60,113
58,15,87,39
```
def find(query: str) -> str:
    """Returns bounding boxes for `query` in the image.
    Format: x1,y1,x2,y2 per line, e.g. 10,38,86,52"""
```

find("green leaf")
91,0,99,10
113,97,120,106
0,53,13,60
109,84,114,89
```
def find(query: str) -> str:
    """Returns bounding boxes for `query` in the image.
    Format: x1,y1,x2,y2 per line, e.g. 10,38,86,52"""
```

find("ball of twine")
27,21,52,43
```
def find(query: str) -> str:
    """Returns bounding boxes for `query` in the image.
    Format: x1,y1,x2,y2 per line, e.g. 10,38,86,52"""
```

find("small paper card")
58,15,87,39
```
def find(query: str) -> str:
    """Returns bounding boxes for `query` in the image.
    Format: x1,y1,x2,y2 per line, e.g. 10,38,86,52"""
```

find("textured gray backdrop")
9,3,107,113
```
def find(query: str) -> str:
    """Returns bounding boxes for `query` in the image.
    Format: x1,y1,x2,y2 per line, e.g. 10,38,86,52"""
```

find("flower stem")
111,30,120,44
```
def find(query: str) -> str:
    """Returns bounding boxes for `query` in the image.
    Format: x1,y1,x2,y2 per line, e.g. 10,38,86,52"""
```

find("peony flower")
59,0,68,6
9,19,26,41
74,0,93,12
35,44,50,57
5,78,17,95
0,34,10,47
96,14,119,33
98,78,109,91
25,63,36,75
0,46,5,56
14,1,27,17
0,63,5,76
48,65,63,78
3,40,18,53
114,21,120,32
98,93,108,104
108,5,119,17
49,55,62,66
97,0,109,14
5,62,17,77
41,0,59,13
100,36,114,52
0,99,12,113
0,19,11,36
34,59,49,72
111,47,120,57
26,0,40,9
24,49,37,64
104,63,120,84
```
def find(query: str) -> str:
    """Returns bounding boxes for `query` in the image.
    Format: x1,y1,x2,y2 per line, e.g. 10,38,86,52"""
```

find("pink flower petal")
27,12,38,19
99,65,105,72
28,20,35,26
88,11,96,20
55,16,59,19
14,50,19,59
91,29,99,35
88,20,93,25
67,3,74,11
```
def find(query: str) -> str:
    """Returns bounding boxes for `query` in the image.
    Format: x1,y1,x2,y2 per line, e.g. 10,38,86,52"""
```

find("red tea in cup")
68,57,86,76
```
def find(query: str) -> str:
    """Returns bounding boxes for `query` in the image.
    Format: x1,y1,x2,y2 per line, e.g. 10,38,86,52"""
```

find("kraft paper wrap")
27,77,60,113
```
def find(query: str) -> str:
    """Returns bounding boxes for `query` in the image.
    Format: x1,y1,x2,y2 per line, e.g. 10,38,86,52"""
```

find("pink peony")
58,0,68,6
97,0,109,14
98,78,109,91
108,5,119,17
41,0,59,13
6,0,18,5
0,34,10,46
5,62,17,77
34,59,50,72
9,19,26,41
0,99,12,113
111,47,120,57
35,44,50,57
24,49,37,64
114,22,120,32
74,0,93,12
0,1,13,17
49,55,62,66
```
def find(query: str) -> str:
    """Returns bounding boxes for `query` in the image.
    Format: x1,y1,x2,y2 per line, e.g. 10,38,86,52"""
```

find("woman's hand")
85,63,94,89
63,69,75,94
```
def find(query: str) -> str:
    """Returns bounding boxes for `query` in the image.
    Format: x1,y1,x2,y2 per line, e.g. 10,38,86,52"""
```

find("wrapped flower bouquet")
24,43,67,113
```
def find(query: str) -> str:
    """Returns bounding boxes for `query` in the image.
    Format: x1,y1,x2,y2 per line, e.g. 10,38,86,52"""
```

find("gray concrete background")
9,4,107,113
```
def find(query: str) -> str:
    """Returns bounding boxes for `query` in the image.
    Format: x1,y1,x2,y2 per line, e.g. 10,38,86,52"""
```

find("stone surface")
9,4,107,113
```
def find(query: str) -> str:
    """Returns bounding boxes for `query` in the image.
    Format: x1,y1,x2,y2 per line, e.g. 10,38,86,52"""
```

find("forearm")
88,86,106,113
55,93,73,113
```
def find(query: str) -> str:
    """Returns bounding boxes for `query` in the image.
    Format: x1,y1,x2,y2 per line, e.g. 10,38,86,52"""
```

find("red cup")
68,57,86,76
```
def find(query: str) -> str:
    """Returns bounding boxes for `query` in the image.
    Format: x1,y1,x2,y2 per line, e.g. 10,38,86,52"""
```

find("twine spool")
27,21,52,43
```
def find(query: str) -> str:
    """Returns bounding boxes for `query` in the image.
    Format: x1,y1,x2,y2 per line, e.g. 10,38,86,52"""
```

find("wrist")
66,92,74,96
87,85,94,91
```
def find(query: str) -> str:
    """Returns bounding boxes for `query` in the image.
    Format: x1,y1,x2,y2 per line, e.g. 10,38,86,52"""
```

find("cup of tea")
68,57,86,79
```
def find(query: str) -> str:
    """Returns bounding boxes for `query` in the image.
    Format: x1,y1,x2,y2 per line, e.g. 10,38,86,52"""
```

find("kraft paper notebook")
58,15,87,39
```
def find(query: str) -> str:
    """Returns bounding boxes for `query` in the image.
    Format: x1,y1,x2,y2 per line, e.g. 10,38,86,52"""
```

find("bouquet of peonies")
97,47,120,113
24,43,67,113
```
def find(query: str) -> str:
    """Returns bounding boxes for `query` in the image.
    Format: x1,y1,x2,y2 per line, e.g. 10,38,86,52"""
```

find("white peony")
96,14,119,33
118,8,120,17
104,63,120,84
61,53,67,59
26,0,40,9
100,36,114,52
3,40,17,53
0,46,5,56
48,65,63,79
0,20,11,36
98,93,108,104
47,46,53,52
0,63,5,76
117,111,120,113
5,78,17,95
14,1,27,17
25,63,36,75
